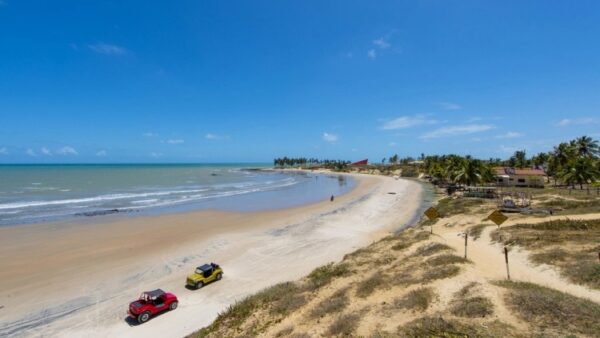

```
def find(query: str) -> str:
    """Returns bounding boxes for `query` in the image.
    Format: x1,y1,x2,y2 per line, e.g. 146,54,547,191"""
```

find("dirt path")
434,214,600,304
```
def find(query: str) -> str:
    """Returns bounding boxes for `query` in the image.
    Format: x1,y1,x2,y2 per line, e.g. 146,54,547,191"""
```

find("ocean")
0,164,355,226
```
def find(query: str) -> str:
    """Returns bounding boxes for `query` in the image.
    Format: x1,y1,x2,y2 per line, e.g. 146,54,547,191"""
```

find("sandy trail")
0,175,424,338
434,214,600,303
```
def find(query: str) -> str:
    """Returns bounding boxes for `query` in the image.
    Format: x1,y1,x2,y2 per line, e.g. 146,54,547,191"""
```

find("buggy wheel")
196,281,204,289
216,273,222,281
138,311,150,324
169,301,178,310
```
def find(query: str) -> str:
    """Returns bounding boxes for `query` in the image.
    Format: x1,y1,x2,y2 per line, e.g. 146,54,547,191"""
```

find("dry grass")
435,197,489,217
356,273,387,298
449,282,494,318
420,264,461,283
491,219,600,289
398,316,517,338
327,313,360,336
306,262,350,290
467,224,490,240
309,288,349,318
495,280,600,337
538,197,600,214
426,254,469,267
413,242,453,257
393,287,435,312
191,282,303,337
450,296,494,318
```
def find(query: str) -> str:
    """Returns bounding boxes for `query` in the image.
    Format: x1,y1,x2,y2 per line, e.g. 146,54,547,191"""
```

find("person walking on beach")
330,195,335,202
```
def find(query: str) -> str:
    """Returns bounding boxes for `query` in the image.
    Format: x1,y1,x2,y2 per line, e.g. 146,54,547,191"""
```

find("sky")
1,1,600,163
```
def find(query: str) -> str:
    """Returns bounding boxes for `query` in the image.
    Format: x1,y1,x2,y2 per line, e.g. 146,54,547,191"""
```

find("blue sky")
1,1,599,163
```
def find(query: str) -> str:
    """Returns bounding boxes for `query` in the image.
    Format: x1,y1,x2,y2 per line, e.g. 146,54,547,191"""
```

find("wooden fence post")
505,246,511,280
464,233,468,259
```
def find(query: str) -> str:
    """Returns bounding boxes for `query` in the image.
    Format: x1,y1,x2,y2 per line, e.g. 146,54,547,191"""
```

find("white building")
494,167,546,188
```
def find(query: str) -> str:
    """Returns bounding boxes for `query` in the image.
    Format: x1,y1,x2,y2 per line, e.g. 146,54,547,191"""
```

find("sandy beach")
0,173,424,338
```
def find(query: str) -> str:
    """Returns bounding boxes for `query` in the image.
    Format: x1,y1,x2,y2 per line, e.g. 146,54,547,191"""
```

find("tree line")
419,135,599,188
273,135,600,189
273,157,350,170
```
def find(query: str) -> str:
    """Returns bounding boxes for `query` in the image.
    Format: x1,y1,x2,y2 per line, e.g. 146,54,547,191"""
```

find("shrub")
306,263,350,290
327,313,360,336
394,287,435,312
356,273,387,298
495,281,600,336
309,288,349,318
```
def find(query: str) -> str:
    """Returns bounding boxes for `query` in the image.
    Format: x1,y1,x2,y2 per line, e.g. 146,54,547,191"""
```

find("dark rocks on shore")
75,209,135,217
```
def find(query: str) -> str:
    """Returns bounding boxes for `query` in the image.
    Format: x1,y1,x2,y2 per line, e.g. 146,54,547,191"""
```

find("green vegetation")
495,281,600,337
538,197,600,214
191,282,303,337
272,157,350,170
435,196,489,217
306,262,350,290
394,287,435,312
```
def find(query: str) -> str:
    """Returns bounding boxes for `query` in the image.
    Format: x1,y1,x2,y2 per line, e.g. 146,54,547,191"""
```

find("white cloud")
420,124,494,139
40,147,52,156
96,150,107,156
373,38,390,50
322,132,339,143
57,146,78,156
367,49,376,59
143,132,157,137
205,133,229,140
439,102,462,110
166,139,184,144
495,131,523,139
150,152,162,158
555,117,597,127
381,115,437,130
88,43,127,55
388,142,397,147
26,148,37,157
0,147,7,155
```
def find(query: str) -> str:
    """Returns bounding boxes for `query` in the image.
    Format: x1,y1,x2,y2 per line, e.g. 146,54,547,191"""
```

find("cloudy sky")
1,1,599,163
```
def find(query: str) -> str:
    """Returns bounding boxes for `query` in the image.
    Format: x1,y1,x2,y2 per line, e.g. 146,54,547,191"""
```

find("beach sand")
0,173,424,338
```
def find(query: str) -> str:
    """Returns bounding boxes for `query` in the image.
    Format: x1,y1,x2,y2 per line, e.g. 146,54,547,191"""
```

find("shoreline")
0,173,425,338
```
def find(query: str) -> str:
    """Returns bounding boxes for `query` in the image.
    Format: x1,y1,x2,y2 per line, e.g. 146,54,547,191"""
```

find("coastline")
0,172,425,338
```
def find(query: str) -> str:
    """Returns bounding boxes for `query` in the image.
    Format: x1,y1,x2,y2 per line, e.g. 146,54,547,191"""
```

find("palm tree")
559,157,600,189
575,136,599,157
453,157,485,186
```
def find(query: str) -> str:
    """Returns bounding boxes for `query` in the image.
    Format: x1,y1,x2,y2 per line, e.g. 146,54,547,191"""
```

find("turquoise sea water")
0,164,354,226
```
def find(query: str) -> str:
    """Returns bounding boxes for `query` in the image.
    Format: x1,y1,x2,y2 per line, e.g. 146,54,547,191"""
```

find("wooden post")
431,223,433,234
464,233,468,259
598,251,600,263
504,246,511,280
